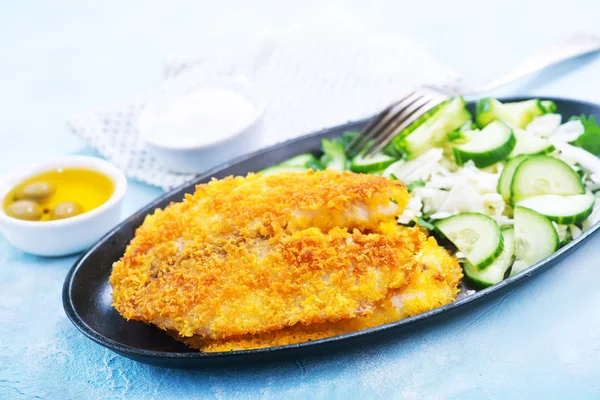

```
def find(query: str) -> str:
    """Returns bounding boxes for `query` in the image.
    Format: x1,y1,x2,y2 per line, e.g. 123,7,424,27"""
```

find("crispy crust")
110,171,415,339
173,237,462,352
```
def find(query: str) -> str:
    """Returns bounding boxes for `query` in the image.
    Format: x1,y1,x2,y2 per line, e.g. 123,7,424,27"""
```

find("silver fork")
347,33,600,158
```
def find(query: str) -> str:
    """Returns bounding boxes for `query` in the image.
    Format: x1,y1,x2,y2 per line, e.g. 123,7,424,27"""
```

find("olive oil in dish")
3,168,114,221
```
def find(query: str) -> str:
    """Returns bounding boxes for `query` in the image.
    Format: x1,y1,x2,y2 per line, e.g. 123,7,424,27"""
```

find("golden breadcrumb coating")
110,170,415,339
174,237,462,352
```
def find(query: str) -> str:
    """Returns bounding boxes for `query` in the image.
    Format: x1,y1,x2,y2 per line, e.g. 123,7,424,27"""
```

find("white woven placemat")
68,16,460,190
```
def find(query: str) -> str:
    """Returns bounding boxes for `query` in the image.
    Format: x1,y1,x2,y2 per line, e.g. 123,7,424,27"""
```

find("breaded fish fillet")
173,236,462,352
110,171,415,339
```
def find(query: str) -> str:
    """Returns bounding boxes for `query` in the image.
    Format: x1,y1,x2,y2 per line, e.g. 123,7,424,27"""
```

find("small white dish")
138,74,265,173
0,156,127,257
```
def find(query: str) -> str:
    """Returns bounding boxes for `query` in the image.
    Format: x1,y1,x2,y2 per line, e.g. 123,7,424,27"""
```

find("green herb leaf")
382,142,404,158
416,217,435,231
541,100,557,114
333,131,358,148
569,115,600,156
422,210,435,219
306,158,325,171
407,180,426,192
320,138,348,169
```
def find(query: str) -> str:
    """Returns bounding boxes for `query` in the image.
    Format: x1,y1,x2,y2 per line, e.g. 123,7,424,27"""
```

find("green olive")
14,181,55,200
6,200,43,221
50,201,83,220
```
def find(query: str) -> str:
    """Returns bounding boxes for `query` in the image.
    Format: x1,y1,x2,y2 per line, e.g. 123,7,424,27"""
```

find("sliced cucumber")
383,102,452,158
464,228,515,288
386,99,451,157
476,98,547,129
434,212,504,270
393,97,471,159
497,154,528,202
448,128,478,144
260,164,307,176
453,120,516,168
266,153,324,174
516,193,595,225
475,98,500,128
370,168,388,176
509,260,529,277
509,129,555,157
510,155,585,205
503,99,546,125
448,120,477,143
512,206,558,273
350,149,398,173
281,154,311,167
281,153,320,169
320,138,349,171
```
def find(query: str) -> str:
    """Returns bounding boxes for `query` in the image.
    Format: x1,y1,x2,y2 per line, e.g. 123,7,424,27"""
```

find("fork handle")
463,33,600,95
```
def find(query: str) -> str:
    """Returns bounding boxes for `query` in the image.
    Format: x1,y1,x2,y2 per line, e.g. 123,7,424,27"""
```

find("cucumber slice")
510,155,585,205
475,98,499,128
387,100,450,151
448,128,478,144
512,206,559,273
516,193,595,225
260,164,307,176
509,260,529,276
497,154,528,202
350,150,398,173
448,120,478,143
509,129,555,157
281,153,320,168
453,120,516,168
383,101,452,157
261,153,323,175
476,98,546,129
434,213,504,270
393,97,471,159
321,139,350,171
503,99,546,125
463,228,515,288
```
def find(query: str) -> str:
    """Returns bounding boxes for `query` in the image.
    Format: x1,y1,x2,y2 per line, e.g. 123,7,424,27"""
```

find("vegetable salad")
262,97,600,288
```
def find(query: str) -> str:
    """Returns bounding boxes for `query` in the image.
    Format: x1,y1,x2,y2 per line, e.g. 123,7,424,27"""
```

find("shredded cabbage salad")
385,113,600,245
262,97,600,284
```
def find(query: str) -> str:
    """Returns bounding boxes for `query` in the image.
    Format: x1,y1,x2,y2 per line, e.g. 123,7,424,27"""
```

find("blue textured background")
1,1,600,398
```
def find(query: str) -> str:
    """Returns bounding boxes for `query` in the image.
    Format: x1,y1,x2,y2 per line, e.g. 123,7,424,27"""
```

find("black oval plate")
63,97,600,368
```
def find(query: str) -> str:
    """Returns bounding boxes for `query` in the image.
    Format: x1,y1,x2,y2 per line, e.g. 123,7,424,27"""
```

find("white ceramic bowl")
0,156,127,257
138,75,265,173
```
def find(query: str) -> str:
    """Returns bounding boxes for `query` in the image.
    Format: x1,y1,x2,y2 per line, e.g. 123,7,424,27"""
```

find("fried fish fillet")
173,236,462,352
111,170,413,339
110,170,461,347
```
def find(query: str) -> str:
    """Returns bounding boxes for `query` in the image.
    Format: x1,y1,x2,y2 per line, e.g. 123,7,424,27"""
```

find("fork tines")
346,89,449,158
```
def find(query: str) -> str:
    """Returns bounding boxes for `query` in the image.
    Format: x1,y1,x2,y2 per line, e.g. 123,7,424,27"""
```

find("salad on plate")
262,97,600,288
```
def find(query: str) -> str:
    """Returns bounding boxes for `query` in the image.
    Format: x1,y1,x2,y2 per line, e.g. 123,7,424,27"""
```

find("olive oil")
3,168,114,221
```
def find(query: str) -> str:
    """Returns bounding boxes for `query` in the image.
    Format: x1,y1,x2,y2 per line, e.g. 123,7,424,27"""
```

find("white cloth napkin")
68,16,460,190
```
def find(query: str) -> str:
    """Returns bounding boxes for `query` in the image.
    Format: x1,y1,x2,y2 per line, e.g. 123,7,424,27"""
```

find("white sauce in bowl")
140,86,258,148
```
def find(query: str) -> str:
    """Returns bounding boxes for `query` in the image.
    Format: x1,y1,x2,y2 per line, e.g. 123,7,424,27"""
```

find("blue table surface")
2,1,600,399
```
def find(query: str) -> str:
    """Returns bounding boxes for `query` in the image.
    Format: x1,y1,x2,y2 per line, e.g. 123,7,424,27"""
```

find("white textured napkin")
68,16,460,190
